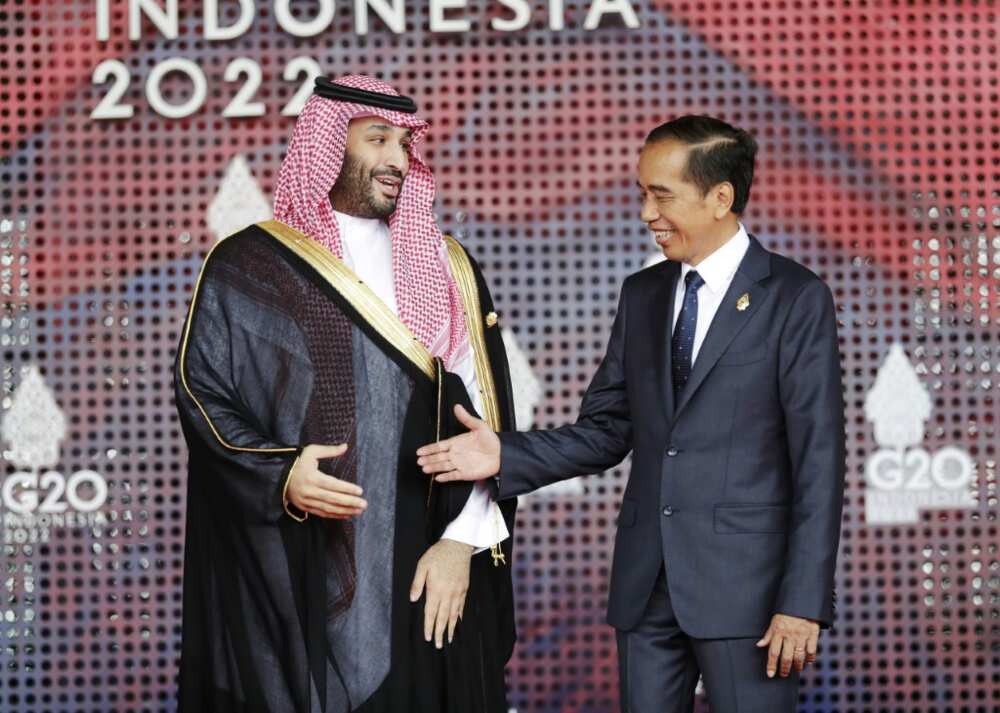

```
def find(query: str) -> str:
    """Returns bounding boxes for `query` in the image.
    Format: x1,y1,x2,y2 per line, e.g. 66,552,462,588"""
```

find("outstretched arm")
418,285,633,498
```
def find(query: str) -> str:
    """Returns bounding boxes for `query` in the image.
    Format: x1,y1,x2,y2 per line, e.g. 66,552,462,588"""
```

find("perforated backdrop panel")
1,2,998,712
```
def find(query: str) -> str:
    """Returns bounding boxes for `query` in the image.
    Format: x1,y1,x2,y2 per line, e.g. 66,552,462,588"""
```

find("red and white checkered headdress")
274,74,469,369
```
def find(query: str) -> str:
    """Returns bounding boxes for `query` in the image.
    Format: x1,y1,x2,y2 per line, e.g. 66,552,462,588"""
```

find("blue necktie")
671,270,705,397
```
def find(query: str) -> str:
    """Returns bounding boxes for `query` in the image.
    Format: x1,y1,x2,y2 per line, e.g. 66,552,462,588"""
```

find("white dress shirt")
336,211,509,550
671,223,751,364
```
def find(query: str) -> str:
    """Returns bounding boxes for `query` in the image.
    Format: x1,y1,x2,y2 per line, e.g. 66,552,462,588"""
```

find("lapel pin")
736,293,750,312
485,311,499,327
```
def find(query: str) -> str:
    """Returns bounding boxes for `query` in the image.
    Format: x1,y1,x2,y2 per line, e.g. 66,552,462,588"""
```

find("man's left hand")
416,405,501,482
409,539,474,649
756,613,820,678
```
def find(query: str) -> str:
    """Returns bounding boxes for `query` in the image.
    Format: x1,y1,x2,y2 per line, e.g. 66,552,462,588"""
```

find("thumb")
454,404,484,430
308,443,349,460
409,560,429,602
756,627,773,647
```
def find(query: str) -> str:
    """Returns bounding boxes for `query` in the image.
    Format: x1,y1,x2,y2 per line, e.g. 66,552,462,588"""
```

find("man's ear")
713,182,735,219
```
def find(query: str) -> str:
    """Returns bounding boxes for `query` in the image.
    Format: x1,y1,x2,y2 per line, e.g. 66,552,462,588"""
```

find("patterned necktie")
671,270,705,397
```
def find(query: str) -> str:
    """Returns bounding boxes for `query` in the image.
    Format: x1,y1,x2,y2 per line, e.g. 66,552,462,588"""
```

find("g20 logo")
1,470,108,516
866,446,974,493
863,345,977,524
1,366,110,522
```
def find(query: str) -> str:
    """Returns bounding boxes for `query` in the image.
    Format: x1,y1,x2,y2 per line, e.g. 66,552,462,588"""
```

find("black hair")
644,115,758,214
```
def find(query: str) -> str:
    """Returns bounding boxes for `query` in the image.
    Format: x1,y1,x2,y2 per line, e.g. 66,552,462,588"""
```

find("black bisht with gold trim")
173,221,517,713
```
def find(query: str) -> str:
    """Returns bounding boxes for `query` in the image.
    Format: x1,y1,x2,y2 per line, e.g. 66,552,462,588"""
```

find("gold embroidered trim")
428,357,444,509
281,455,308,522
179,235,298,456
443,236,507,567
257,220,436,380
443,236,502,432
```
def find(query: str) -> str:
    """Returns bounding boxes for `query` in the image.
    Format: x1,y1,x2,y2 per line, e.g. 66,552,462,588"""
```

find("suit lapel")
671,237,772,423
650,261,681,423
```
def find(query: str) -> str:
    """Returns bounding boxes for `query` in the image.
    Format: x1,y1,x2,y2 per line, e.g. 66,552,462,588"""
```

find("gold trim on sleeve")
257,220,436,381
445,237,509,567
443,236,502,432
179,235,298,456
282,455,308,522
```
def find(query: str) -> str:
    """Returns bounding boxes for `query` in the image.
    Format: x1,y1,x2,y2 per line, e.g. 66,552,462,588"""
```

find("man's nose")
385,145,408,174
639,195,658,224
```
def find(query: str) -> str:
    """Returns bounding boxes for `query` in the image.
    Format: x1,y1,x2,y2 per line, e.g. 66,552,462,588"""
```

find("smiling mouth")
374,175,401,198
652,228,676,245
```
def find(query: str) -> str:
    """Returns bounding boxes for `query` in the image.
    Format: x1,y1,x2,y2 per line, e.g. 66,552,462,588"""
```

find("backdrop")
1,1,998,712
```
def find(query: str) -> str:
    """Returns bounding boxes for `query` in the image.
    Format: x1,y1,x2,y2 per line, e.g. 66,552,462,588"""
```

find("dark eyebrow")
637,180,673,194
366,124,413,140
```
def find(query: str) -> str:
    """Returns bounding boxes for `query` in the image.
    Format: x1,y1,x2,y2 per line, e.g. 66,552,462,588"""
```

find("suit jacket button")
662,506,674,517
666,446,679,457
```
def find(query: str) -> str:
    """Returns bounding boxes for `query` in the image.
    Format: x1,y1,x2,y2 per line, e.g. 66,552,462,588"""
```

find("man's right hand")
285,444,367,519
416,405,501,483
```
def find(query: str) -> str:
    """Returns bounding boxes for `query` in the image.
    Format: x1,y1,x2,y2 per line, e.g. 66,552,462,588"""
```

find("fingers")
425,463,458,476
447,594,465,644
806,631,819,665
778,638,796,678
410,559,467,648
416,440,449,457
409,560,428,603
433,597,449,649
425,593,462,649
419,453,455,475
417,434,464,458
423,589,439,644
409,542,470,649
766,634,803,678
766,635,782,678
307,492,367,511
302,502,363,519
755,626,773,648
312,473,364,497
434,471,465,484
453,404,484,430
306,443,349,460
295,445,364,505
793,643,808,673
760,615,819,677
301,482,366,510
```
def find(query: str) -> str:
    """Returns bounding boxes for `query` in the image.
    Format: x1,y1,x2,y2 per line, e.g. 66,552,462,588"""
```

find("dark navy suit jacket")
496,236,846,638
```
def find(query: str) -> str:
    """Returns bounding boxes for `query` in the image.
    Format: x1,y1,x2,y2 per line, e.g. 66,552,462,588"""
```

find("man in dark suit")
417,116,845,712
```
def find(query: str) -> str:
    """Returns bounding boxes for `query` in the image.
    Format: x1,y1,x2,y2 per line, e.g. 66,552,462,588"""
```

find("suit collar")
670,235,772,422
737,233,771,284
678,223,750,296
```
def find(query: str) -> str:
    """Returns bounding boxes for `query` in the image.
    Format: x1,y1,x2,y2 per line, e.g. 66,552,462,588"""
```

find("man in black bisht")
174,74,517,713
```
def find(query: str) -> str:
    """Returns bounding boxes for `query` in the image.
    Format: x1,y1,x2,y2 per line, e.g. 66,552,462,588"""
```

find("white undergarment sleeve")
336,211,509,552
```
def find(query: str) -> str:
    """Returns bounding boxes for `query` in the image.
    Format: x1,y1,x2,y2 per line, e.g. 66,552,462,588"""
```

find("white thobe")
336,211,509,551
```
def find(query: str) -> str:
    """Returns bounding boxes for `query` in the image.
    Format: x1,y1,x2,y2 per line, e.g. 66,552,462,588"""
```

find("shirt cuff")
440,479,510,552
